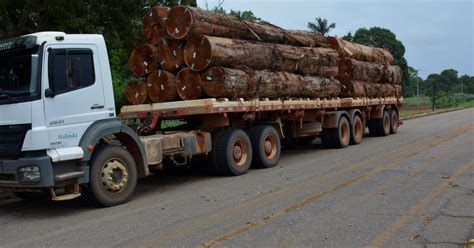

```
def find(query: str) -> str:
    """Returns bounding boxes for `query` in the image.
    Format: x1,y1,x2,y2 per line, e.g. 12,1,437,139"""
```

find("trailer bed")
119,97,403,119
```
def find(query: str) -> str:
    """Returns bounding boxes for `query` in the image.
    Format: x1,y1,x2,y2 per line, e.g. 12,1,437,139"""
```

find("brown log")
165,6,327,47
328,37,394,65
128,43,158,77
176,68,202,100
338,59,402,84
125,80,148,105
340,81,401,98
143,6,169,45
184,35,339,76
147,70,177,102
155,38,184,72
201,67,341,99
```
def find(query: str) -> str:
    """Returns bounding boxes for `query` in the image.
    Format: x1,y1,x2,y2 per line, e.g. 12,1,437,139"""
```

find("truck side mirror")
45,88,56,98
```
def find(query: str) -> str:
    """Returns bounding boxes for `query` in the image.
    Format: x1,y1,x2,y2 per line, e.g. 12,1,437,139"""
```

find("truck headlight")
19,166,41,182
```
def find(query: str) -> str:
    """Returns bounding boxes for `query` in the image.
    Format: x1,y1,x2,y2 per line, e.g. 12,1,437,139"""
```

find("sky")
196,0,474,79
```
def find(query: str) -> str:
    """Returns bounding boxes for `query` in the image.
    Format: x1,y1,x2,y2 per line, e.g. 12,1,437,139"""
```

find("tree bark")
128,43,158,77
201,67,341,99
341,81,401,98
155,38,185,72
147,69,177,103
125,80,148,105
176,68,202,100
165,6,327,47
328,37,394,65
143,6,169,45
184,35,339,76
338,59,402,84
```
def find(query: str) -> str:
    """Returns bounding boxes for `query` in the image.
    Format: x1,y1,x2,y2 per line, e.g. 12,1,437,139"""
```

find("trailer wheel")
325,115,351,148
350,115,364,145
369,111,390,137
84,145,137,207
321,129,333,148
249,125,281,168
390,110,399,134
208,129,227,174
212,128,252,176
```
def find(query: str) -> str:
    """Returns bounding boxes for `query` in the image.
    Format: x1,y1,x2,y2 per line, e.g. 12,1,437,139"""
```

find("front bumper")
0,155,54,188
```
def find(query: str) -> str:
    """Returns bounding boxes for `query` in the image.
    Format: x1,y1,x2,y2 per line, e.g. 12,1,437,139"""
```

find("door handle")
91,104,104,110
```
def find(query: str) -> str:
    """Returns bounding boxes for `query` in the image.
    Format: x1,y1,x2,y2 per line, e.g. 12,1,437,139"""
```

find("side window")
48,49,95,94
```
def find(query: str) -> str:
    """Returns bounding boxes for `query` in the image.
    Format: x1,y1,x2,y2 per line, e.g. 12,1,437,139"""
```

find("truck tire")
208,129,227,175
368,111,390,137
84,145,137,207
13,191,49,201
248,125,281,168
325,115,351,148
350,115,364,145
321,129,333,148
211,128,252,176
390,110,399,134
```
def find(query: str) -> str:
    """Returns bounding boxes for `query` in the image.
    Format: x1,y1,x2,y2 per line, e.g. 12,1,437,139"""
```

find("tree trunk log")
128,43,158,77
338,59,402,84
165,6,327,47
328,37,394,65
125,80,148,105
184,35,339,77
341,81,401,98
155,38,184,72
201,67,341,99
147,69,177,102
176,68,202,100
143,6,169,45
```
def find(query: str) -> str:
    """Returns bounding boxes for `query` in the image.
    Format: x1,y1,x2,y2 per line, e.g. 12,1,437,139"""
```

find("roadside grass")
400,97,474,118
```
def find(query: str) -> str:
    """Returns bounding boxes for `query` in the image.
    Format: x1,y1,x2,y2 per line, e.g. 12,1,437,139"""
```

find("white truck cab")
0,32,150,205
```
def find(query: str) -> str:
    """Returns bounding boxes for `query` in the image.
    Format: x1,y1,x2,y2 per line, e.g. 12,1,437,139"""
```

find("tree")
342,32,353,42
307,17,336,36
211,7,261,21
406,66,423,97
352,27,409,94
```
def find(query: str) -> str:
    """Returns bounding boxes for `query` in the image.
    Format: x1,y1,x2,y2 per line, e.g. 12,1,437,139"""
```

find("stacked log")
124,5,402,105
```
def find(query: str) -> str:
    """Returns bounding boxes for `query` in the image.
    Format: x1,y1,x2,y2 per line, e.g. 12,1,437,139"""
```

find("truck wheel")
249,125,281,168
84,146,137,207
13,191,49,201
321,129,333,148
212,128,252,176
325,115,351,148
390,110,399,134
350,115,363,145
369,111,390,137
208,129,227,175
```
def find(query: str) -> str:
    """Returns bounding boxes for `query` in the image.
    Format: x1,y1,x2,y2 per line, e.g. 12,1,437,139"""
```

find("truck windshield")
0,50,40,103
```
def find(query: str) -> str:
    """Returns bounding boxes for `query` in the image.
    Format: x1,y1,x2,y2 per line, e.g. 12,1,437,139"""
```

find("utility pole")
416,69,421,98
461,77,464,94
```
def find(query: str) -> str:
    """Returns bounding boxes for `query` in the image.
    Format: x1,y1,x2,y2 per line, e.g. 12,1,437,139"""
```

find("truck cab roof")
25,32,106,46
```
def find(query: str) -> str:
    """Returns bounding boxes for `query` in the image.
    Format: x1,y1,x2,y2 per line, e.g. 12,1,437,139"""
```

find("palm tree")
307,17,336,36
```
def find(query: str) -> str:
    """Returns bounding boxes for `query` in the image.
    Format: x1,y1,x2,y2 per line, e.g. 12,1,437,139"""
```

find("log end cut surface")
201,67,227,97
176,68,202,100
156,39,184,72
147,69,177,103
125,80,148,105
143,6,169,45
128,43,158,77
184,35,212,71
166,5,193,40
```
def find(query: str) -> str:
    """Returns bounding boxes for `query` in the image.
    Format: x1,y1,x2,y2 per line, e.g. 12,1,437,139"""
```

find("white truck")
0,32,402,206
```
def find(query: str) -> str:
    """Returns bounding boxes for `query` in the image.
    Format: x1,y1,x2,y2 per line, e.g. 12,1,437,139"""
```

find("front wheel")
84,145,137,207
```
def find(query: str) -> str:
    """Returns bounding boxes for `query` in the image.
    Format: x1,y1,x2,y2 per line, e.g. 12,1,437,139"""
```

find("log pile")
125,5,402,105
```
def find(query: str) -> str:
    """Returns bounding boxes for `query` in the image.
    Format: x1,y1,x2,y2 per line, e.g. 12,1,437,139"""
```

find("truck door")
43,45,107,148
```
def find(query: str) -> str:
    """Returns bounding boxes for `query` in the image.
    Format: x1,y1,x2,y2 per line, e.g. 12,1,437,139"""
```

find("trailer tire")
350,115,364,145
369,111,390,137
84,145,137,207
249,125,281,168
208,129,227,175
325,115,351,148
390,110,399,134
212,128,252,176
321,129,333,148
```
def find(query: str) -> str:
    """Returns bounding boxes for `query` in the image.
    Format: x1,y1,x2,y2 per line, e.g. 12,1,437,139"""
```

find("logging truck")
0,32,402,206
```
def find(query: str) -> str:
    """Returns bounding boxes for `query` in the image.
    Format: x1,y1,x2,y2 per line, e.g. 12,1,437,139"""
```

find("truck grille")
0,124,31,156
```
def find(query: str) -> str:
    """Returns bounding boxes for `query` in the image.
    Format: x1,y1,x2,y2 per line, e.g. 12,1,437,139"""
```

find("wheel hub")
101,159,129,193
232,139,248,167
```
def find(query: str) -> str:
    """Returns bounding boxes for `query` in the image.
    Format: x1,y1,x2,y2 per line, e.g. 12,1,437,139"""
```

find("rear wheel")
324,115,351,148
390,110,399,134
248,125,281,168
84,145,137,207
350,115,364,145
210,128,252,176
369,110,390,137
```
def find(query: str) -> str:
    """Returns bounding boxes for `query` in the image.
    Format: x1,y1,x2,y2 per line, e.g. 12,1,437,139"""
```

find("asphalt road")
1,108,473,248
